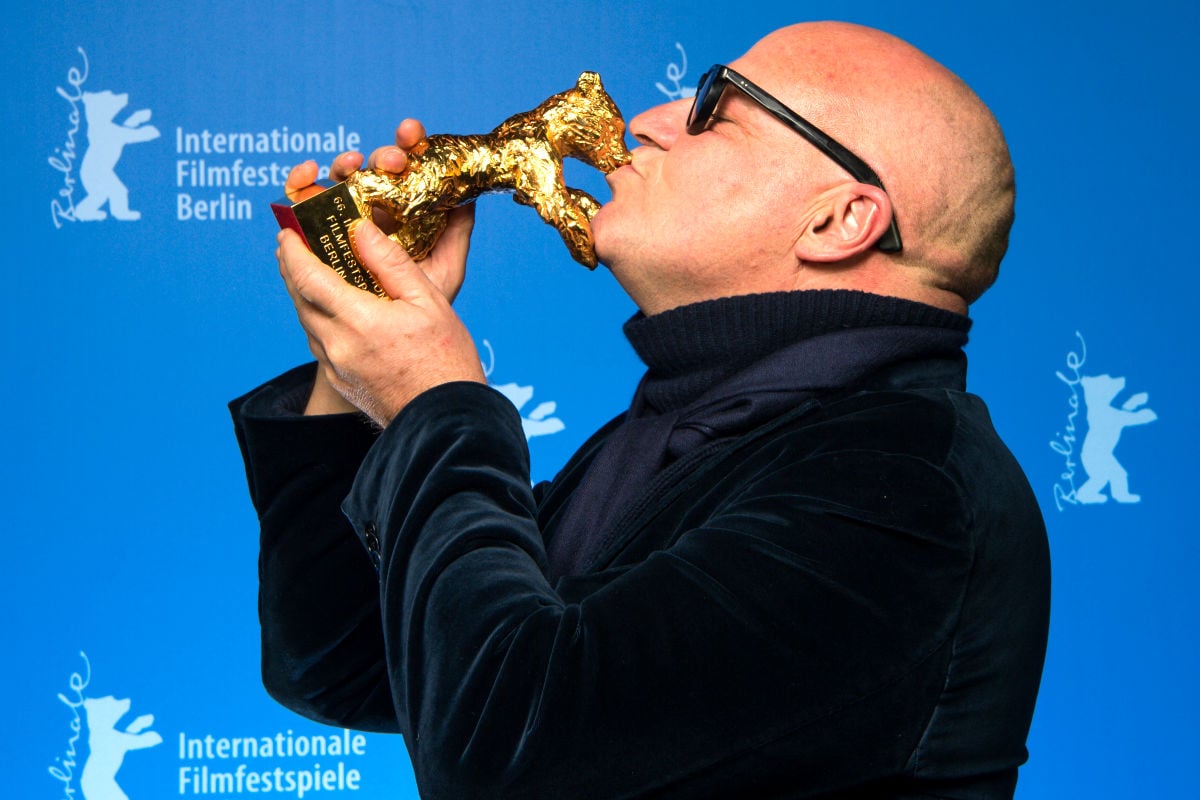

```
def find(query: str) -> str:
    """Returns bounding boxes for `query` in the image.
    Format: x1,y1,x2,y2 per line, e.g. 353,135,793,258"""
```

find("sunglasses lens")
688,68,720,134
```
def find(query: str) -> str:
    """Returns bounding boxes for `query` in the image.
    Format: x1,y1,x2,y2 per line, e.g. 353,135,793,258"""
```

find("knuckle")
322,338,348,368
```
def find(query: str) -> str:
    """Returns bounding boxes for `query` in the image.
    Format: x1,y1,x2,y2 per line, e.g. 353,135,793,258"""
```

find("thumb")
349,218,433,304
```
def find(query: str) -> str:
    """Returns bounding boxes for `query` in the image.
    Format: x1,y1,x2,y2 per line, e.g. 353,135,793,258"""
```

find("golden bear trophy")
272,72,632,297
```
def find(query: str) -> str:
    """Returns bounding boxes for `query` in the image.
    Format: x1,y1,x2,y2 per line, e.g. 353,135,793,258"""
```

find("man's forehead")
726,54,823,116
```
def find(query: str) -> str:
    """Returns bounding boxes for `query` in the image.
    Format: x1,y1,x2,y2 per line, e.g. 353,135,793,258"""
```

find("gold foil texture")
345,71,631,268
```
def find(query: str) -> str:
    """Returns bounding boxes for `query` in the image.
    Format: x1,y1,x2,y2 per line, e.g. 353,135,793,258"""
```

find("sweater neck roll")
623,290,971,414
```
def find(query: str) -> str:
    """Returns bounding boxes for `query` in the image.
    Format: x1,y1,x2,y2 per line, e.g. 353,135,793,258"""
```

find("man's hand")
278,218,486,427
286,119,475,302
281,119,478,417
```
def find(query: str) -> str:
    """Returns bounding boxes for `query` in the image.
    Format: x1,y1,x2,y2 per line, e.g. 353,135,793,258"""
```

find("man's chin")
592,248,614,271
589,206,616,268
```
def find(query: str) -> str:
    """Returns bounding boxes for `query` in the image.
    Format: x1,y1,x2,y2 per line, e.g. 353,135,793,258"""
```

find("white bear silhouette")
1077,374,1157,504
74,90,160,222
480,340,565,440
491,382,566,439
81,695,162,800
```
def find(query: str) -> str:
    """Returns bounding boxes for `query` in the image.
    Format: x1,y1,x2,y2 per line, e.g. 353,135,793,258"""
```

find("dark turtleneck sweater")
546,289,971,577
623,289,971,415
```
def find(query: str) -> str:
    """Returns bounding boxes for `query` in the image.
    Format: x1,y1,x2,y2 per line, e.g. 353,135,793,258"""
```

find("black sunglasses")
687,65,903,253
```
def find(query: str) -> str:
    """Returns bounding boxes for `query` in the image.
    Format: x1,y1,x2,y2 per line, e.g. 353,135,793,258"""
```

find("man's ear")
794,183,894,263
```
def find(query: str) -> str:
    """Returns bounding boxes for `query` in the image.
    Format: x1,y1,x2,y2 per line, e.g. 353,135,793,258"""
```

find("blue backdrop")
5,1,1196,797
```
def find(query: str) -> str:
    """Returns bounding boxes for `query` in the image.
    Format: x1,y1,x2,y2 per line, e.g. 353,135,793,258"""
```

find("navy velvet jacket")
230,315,1049,799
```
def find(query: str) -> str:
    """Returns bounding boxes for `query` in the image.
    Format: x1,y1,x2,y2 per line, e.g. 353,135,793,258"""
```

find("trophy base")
271,181,387,297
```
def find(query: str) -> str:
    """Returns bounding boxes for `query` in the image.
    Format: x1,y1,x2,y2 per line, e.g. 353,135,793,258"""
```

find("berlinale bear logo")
82,695,163,799
1050,332,1158,509
74,90,161,222
50,48,160,228
1075,374,1157,504
482,340,565,440
50,652,162,800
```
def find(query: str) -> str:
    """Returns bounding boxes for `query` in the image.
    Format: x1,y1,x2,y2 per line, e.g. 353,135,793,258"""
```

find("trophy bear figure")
346,71,632,269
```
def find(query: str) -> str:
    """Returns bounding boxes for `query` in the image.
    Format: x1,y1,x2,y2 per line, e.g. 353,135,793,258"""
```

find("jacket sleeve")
229,363,400,732
341,381,978,798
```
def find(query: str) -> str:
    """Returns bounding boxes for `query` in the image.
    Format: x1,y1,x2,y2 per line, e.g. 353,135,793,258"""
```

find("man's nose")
627,98,691,150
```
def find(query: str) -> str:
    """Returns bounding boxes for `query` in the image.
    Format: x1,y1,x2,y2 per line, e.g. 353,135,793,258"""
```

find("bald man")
231,21,1049,800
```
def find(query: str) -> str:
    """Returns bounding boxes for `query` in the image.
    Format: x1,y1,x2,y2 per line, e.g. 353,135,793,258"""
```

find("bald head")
737,22,1015,305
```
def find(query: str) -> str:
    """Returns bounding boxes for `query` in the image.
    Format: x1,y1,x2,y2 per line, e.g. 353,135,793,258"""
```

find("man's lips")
607,162,641,182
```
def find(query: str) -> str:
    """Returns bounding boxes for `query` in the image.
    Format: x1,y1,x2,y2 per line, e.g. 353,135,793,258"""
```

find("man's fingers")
363,120,428,173
329,151,364,182
349,219,436,305
283,160,318,197
441,204,476,257
396,118,427,149
283,122,427,197
421,204,475,301
366,146,409,174
277,228,352,318
285,152,363,200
